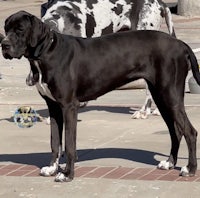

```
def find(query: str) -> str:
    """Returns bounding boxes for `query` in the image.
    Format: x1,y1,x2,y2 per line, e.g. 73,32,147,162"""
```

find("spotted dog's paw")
54,172,73,182
131,111,148,119
157,160,174,170
152,108,160,116
46,117,51,125
40,164,58,176
131,108,160,119
79,102,88,108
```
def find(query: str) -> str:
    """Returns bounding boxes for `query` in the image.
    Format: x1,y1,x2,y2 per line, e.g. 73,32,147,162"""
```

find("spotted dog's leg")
40,98,63,177
131,84,160,119
163,6,176,37
131,0,175,119
131,94,151,119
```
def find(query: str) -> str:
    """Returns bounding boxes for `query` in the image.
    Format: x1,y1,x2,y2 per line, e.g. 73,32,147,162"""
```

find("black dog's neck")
29,31,55,60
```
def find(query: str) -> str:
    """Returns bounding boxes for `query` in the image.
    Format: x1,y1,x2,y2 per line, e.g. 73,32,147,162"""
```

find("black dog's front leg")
55,101,78,182
40,97,63,177
26,61,39,86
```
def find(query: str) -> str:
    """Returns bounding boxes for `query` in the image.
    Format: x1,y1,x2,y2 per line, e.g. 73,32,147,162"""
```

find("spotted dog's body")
41,0,176,118
2,11,199,182
42,0,175,36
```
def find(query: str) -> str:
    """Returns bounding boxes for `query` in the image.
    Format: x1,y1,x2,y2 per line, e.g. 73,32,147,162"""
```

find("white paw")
131,111,148,119
54,172,72,182
180,166,189,176
46,117,50,125
79,102,88,108
152,108,161,116
157,160,174,170
40,163,58,176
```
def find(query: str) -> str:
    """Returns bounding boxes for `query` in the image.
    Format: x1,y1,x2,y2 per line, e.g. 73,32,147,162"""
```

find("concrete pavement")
1,0,200,197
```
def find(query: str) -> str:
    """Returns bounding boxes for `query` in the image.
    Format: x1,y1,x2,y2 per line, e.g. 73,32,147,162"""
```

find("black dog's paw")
180,166,196,177
54,172,73,182
26,72,39,86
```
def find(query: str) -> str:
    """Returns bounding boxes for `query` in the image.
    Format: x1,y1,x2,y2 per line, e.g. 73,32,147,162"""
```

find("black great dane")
41,0,176,119
2,11,199,182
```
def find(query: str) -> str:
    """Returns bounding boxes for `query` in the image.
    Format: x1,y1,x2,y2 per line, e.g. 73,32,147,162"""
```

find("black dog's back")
55,30,186,102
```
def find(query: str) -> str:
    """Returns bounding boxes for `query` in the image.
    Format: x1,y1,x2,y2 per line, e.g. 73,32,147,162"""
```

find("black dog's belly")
77,74,138,102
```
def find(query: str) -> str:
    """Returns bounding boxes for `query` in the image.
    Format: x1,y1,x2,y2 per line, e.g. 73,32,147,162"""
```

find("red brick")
25,169,40,177
18,165,38,171
103,167,133,179
0,165,6,169
157,172,180,181
177,176,199,182
0,168,13,176
1,164,23,170
150,168,171,175
83,167,116,178
139,173,161,181
7,170,31,176
75,166,97,177
121,168,152,180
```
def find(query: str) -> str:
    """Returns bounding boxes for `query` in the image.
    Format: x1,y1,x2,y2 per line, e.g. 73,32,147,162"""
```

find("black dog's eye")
15,28,24,35
17,27,24,32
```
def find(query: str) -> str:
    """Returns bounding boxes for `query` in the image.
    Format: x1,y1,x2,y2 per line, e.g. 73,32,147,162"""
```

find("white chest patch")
34,61,56,101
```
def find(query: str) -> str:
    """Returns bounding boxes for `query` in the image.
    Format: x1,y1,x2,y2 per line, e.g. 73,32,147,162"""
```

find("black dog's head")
2,11,50,59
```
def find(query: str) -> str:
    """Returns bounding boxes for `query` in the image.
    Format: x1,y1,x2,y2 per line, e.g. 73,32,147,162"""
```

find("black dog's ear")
30,15,50,47
0,33,5,43
30,16,42,47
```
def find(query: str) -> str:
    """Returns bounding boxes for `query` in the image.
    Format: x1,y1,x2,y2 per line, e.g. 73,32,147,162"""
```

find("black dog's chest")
34,61,55,101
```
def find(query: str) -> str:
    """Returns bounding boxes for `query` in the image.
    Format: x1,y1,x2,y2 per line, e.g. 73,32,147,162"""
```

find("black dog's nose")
1,39,11,50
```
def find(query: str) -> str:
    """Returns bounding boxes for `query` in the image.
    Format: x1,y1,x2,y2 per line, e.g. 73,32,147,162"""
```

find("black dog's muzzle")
1,39,11,50
1,38,13,59
0,33,4,43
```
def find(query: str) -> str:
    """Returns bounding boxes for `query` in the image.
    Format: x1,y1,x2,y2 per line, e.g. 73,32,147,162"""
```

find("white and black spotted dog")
40,0,176,121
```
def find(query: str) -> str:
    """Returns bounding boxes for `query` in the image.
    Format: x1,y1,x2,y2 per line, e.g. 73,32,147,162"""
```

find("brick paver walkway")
1,164,200,182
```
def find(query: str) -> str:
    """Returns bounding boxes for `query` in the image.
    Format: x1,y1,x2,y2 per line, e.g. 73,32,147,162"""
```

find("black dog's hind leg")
180,113,197,176
55,100,78,182
40,97,63,176
148,81,197,176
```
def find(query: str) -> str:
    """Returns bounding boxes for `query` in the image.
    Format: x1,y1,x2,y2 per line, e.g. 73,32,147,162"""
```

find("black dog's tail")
185,43,200,85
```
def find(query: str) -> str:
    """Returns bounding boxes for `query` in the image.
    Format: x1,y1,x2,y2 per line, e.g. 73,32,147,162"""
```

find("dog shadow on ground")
36,105,136,119
0,148,181,169
78,105,135,115
35,106,135,118
0,106,137,124
0,117,13,123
